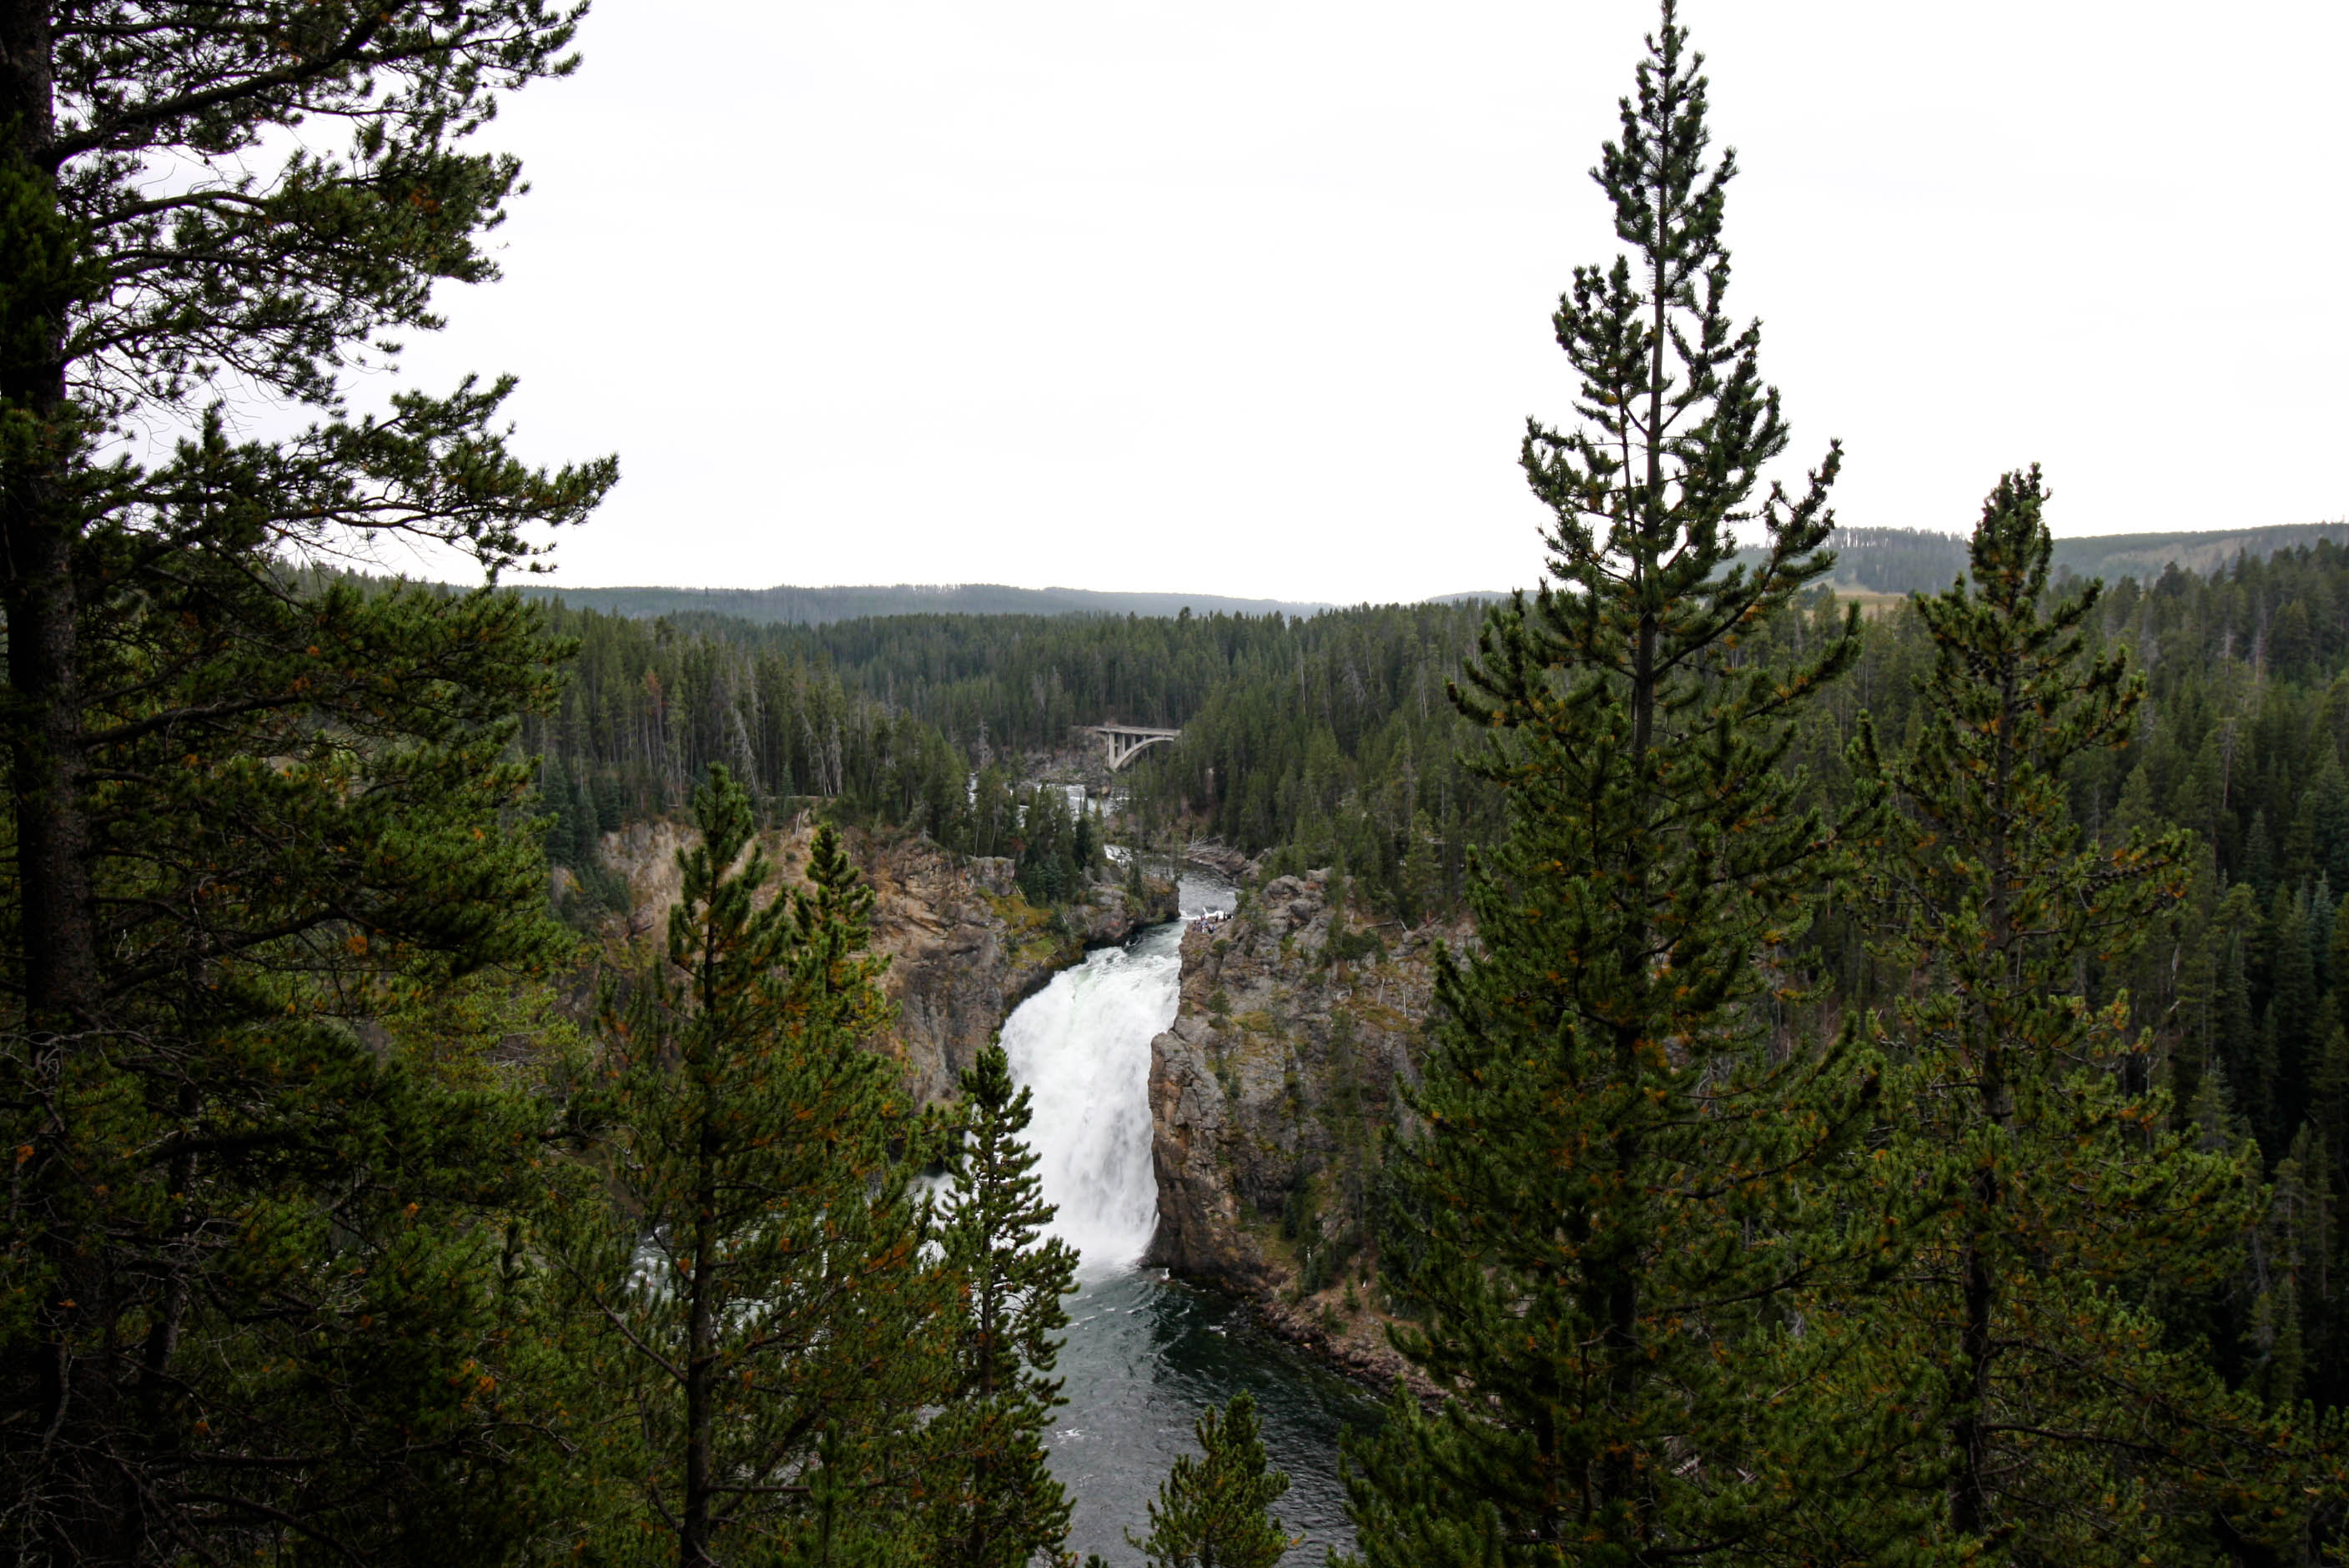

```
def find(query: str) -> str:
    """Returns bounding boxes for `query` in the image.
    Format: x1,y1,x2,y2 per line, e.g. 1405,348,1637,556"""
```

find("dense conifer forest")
538,539,2349,957
523,597,1502,921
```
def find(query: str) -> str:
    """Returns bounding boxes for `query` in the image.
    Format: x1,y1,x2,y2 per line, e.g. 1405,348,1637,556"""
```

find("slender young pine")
1803,470,2301,1565
1345,4,1875,1560
1130,1393,1293,1568
923,1040,1080,1568
559,767,949,1565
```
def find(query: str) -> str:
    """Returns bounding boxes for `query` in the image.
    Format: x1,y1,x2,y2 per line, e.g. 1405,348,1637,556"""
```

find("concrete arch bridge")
1083,724,1182,771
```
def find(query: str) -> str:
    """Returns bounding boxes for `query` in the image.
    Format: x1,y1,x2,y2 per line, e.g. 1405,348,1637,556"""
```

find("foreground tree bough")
1132,1393,1293,1568
552,766,951,1565
0,3,611,1560
921,1038,1080,1568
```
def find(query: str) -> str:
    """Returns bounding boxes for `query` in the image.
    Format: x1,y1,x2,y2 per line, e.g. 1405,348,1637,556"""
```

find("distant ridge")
2050,523,2349,585
511,526,2349,626
515,581,1334,626
1735,522,2349,597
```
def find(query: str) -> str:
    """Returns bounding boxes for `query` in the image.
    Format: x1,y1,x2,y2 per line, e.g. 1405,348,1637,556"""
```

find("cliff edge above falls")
1144,868,1467,1388
594,818,1176,1104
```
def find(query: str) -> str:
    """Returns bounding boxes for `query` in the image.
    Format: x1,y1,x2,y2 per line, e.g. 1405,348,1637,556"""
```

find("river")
998,874,1376,1561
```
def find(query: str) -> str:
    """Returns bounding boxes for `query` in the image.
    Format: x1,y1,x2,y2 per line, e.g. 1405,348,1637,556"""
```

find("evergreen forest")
4,2,2348,1565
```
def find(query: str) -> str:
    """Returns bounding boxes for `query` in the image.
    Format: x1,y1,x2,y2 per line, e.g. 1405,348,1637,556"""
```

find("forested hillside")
1772,540,2349,1412
534,602,1301,758
521,604,1127,914
1743,522,2349,596
521,598,1504,921
530,540,2349,959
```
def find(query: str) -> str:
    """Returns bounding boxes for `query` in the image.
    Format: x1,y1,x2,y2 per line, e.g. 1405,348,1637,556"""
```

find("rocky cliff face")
1144,868,1466,1385
597,817,1175,1105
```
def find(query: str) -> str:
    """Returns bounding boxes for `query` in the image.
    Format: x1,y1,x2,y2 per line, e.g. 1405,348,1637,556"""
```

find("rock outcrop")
862,835,1177,1103
598,817,1176,1105
1144,868,1466,1386
1181,841,1255,881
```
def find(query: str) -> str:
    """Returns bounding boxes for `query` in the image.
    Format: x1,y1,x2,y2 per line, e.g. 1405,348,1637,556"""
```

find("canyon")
590,814,1176,1103
591,818,1460,1389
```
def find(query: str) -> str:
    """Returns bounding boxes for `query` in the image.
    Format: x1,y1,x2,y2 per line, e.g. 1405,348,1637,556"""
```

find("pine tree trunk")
684,1110,717,1565
1951,1179,1998,1540
0,0,99,1032
2,13,134,1560
684,930,722,1566
1588,135,1676,1536
1952,662,2021,1540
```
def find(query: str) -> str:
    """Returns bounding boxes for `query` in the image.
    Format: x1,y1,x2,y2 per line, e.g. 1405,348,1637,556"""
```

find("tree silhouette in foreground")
555,767,948,1565
1345,2,1877,1559
1,5,611,1559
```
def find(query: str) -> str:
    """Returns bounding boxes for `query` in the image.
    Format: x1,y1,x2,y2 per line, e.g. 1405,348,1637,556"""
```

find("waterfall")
1002,874,1364,1561
999,927,1181,1271
1001,872,1230,1274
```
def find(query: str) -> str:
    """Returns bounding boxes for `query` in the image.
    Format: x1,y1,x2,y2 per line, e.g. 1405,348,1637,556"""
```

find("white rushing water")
998,871,1369,1560
999,930,1180,1272
1000,872,1232,1274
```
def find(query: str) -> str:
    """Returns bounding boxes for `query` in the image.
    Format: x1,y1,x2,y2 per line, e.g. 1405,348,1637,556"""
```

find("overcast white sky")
367,1,2347,604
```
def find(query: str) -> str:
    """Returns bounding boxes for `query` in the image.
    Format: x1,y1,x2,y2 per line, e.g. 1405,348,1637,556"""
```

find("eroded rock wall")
599,817,1175,1105
1144,868,1465,1385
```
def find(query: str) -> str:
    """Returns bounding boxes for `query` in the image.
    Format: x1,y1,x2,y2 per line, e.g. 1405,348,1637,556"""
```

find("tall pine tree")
0,5,612,1560
1804,470,2301,1563
1344,3,1874,1559
555,769,950,1565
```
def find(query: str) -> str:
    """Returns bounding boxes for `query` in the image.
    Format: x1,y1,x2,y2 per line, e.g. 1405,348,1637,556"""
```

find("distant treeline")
1813,525,1969,591
521,580,1333,626
1116,604,1502,921
533,605,1299,761
518,522,2349,627
528,541,2349,940
522,604,1111,912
